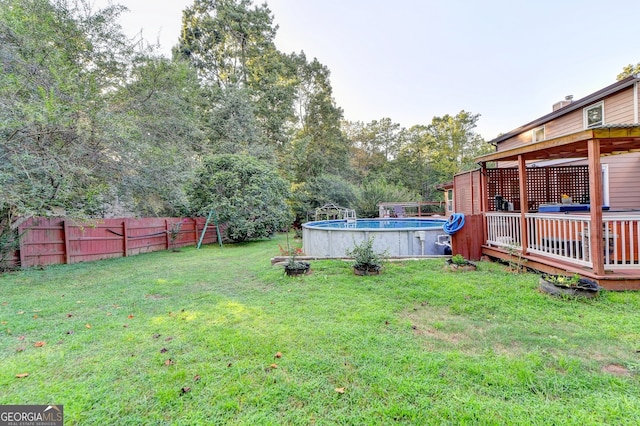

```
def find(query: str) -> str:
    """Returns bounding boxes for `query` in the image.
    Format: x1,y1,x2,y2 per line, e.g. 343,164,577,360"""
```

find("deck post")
588,139,604,275
517,155,529,254
480,163,488,245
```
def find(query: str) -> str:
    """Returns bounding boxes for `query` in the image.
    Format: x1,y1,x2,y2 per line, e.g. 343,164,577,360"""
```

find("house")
451,74,640,290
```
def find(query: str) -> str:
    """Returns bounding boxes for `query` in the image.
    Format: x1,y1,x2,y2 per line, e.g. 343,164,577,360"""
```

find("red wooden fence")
13,217,219,268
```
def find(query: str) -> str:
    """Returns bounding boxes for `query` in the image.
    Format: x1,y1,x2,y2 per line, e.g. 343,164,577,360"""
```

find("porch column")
588,139,604,275
480,162,488,246
517,155,529,254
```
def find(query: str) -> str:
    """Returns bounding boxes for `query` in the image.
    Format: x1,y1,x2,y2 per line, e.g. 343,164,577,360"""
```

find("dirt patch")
602,364,630,376
402,305,488,353
145,294,165,300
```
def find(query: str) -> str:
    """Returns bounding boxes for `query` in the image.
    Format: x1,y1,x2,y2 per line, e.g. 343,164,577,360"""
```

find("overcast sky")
93,0,639,141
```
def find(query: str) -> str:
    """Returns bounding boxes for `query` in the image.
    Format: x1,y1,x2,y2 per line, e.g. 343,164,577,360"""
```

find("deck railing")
525,213,591,267
602,215,640,269
486,212,522,249
486,212,640,270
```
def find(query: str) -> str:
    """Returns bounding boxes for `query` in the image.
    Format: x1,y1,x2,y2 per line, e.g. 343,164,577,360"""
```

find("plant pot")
284,261,310,276
538,275,600,298
353,265,381,276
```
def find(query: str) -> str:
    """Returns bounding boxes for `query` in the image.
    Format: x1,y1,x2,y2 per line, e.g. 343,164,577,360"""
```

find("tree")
285,53,349,181
343,118,404,183
355,179,420,218
111,56,204,216
388,112,490,200
204,84,272,159
0,0,135,223
288,174,357,222
391,125,434,198
177,0,296,152
187,154,292,241
617,62,640,81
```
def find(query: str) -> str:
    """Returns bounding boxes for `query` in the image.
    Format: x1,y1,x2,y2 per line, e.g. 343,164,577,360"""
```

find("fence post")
123,219,129,257
193,218,198,245
63,220,71,264
165,219,170,250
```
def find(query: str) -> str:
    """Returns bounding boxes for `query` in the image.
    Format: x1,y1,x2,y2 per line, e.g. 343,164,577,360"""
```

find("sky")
93,0,639,141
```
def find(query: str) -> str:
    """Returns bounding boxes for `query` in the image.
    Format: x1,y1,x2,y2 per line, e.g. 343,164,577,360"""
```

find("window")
584,102,604,128
532,126,545,142
447,189,454,212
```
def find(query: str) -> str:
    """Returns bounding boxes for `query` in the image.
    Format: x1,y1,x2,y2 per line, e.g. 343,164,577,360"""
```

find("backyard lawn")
1,234,639,425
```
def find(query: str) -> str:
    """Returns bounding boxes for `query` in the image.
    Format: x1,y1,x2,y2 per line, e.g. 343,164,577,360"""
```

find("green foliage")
542,273,582,287
346,237,386,271
206,85,271,159
0,219,20,272
0,0,203,219
344,118,403,183
177,0,296,152
450,254,468,265
113,56,204,216
289,174,357,222
355,179,421,218
617,62,640,80
284,53,349,181
187,154,292,241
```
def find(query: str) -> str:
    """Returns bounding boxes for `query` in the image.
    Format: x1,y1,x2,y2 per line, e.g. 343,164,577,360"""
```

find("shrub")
187,154,292,242
289,174,357,222
346,237,387,272
355,179,421,218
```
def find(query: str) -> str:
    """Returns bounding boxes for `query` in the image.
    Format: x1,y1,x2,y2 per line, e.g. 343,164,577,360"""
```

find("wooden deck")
483,245,640,291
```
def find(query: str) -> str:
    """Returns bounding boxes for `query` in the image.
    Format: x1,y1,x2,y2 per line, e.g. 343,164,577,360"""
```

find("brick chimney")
553,95,573,111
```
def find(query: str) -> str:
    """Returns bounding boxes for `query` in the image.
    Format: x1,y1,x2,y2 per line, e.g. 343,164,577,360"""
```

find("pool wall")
302,219,448,257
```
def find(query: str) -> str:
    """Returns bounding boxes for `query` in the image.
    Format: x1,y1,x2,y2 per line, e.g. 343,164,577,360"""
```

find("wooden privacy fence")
14,217,220,268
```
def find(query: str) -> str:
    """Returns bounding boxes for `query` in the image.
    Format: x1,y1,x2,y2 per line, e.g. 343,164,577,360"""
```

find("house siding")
545,109,582,138
496,85,637,153
604,153,640,209
604,89,635,124
493,83,640,209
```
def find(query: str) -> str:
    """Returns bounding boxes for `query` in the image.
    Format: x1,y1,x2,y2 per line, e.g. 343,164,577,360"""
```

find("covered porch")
469,125,640,290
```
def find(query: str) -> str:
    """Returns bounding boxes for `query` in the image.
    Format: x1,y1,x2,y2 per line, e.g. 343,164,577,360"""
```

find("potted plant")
445,254,477,271
539,273,600,298
284,253,310,276
346,237,386,276
280,236,310,276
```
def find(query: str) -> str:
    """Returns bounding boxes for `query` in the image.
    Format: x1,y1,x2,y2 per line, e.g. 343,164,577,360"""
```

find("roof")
476,125,640,163
489,74,640,145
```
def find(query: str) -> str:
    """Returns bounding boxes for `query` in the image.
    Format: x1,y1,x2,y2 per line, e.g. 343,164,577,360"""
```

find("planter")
538,275,600,298
445,259,477,272
353,265,381,276
284,261,310,276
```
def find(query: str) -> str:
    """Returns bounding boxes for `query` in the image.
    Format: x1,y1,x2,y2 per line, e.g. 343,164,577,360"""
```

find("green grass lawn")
1,234,639,425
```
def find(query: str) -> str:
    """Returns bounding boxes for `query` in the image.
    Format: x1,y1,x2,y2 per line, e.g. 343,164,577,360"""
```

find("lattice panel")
486,166,589,211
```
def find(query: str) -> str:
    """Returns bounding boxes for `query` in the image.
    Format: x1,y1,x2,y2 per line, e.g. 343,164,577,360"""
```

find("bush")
355,179,421,218
346,237,387,272
187,154,292,242
289,174,357,222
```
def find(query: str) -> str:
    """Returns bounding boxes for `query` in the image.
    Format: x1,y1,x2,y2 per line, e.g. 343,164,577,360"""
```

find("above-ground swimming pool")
302,218,448,258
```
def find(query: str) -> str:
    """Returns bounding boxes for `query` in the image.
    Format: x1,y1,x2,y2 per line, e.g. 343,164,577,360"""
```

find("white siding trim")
602,164,610,207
